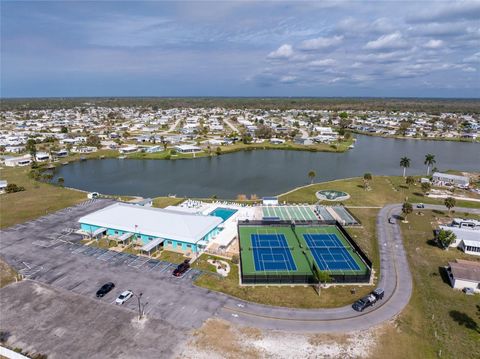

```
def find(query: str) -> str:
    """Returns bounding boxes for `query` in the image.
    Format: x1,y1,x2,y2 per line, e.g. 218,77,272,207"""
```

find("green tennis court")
262,206,318,221
238,222,371,285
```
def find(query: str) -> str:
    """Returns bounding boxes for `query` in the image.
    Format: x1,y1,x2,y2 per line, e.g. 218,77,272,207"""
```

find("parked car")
352,288,385,312
115,290,133,304
173,259,190,277
416,203,425,208
96,282,115,297
352,295,376,312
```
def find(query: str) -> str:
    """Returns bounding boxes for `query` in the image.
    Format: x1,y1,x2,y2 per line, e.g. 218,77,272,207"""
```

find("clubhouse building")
78,203,222,255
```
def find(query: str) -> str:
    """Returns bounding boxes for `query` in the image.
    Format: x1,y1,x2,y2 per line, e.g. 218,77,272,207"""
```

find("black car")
352,294,376,312
96,282,115,297
352,288,385,312
173,260,190,277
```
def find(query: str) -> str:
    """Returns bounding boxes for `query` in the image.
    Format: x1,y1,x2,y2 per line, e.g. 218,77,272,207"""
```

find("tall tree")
402,202,413,222
406,176,415,188
424,154,436,175
363,173,373,190
421,181,431,195
444,197,456,214
308,170,316,184
400,157,411,177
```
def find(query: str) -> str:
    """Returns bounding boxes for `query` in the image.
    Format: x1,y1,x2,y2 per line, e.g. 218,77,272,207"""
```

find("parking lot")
1,199,227,330
0,280,186,359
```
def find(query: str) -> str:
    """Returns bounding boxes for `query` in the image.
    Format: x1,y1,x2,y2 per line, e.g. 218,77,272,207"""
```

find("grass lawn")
125,139,354,161
0,166,86,228
194,259,374,308
0,258,20,288
374,210,480,359
89,238,116,249
191,254,222,273
122,245,140,255
158,250,188,264
152,196,185,208
279,175,480,209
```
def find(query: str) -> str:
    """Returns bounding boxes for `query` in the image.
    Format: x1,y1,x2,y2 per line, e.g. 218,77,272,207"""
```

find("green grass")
158,250,188,264
152,196,185,208
373,210,480,359
0,258,20,288
279,175,480,209
89,238,116,249
194,257,374,308
124,139,354,161
0,166,86,228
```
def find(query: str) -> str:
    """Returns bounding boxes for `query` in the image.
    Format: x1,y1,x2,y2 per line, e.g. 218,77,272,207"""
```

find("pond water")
54,135,480,199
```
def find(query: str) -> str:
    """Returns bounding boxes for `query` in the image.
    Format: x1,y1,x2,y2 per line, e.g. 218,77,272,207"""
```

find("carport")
116,232,134,245
92,227,107,239
140,238,165,257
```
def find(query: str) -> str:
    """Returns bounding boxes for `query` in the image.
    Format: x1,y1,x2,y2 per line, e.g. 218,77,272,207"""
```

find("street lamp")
132,291,148,320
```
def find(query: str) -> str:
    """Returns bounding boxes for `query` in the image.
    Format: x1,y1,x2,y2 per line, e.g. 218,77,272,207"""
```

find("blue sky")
1,1,479,98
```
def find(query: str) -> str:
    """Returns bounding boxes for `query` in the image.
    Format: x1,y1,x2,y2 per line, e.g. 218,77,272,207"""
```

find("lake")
54,135,480,198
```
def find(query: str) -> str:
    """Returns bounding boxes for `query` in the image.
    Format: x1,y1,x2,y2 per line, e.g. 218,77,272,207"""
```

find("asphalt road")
1,200,478,336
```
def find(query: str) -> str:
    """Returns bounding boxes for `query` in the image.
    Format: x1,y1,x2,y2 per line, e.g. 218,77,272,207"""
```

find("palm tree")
424,154,436,175
400,157,411,177
402,202,413,222
308,170,316,184
363,173,372,190
444,197,456,214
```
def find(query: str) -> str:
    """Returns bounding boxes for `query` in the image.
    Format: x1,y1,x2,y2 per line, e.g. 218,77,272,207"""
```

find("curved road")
217,204,478,332
217,204,413,331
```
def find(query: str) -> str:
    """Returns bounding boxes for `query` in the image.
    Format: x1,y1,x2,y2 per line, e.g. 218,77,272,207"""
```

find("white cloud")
364,32,408,50
267,44,294,59
463,52,480,63
279,75,297,83
299,35,343,50
308,59,336,67
424,39,444,49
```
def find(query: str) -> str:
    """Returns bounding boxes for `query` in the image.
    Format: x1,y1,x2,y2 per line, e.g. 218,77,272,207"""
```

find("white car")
115,290,133,305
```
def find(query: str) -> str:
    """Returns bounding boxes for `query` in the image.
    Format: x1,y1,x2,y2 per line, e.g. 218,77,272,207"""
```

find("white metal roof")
440,226,480,241
141,237,165,252
78,203,222,244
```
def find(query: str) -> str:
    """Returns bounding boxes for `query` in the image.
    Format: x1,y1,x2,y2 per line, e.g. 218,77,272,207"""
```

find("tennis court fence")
241,270,371,285
238,219,372,285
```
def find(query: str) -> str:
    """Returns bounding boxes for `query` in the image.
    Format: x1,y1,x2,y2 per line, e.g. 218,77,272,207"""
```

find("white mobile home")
446,259,480,293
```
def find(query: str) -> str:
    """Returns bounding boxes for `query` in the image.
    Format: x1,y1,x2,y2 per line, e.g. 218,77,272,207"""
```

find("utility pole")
135,292,143,320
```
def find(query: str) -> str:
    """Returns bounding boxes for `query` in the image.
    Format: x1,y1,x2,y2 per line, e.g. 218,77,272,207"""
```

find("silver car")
115,290,133,305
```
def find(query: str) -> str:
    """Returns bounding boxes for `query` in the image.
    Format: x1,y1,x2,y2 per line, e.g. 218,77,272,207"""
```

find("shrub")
5,183,25,193
231,254,239,264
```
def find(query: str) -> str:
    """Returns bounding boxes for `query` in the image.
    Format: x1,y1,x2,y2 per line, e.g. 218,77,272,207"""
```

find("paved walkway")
223,117,239,133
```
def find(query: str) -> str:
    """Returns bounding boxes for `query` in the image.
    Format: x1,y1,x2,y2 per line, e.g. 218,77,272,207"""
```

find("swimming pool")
209,207,238,222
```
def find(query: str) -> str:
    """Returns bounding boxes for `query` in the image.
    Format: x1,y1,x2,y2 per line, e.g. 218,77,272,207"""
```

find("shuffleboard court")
261,206,318,221
303,233,360,271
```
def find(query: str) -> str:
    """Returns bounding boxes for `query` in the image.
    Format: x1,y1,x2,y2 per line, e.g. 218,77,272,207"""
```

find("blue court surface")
303,233,360,271
251,234,297,271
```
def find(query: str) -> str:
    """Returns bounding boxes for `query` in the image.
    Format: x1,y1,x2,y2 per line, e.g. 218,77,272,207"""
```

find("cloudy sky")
1,1,479,98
